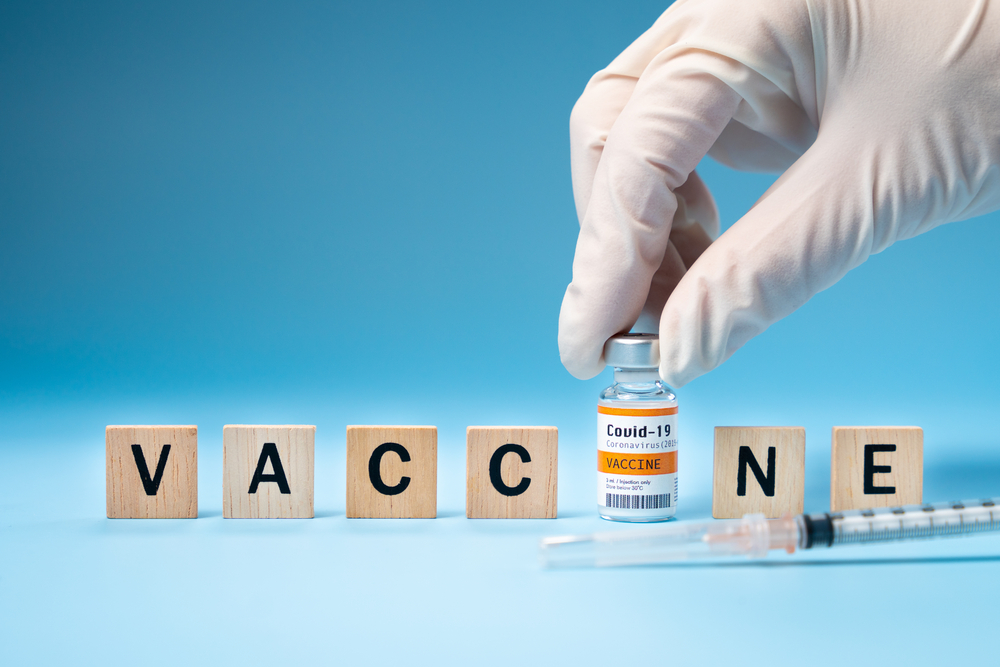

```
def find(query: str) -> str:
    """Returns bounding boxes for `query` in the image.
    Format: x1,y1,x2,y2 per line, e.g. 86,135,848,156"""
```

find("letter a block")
831,426,922,511
712,427,805,519
466,426,558,519
223,425,315,518
346,426,437,518
106,425,198,518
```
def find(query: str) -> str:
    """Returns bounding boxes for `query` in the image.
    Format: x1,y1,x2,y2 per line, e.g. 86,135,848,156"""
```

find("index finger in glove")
558,51,743,380
569,6,691,221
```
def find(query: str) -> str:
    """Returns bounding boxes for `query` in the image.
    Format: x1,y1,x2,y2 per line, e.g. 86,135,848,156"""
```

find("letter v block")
712,427,805,519
346,426,437,518
466,426,558,519
831,426,922,511
223,425,315,518
106,425,198,518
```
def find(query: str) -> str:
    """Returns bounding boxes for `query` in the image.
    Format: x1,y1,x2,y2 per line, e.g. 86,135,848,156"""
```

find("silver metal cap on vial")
603,333,660,369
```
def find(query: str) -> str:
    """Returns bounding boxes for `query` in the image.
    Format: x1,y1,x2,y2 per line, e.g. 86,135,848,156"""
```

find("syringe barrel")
802,498,1000,549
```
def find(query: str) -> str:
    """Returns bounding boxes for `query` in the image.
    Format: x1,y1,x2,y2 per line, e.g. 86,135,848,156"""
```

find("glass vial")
598,333,678,522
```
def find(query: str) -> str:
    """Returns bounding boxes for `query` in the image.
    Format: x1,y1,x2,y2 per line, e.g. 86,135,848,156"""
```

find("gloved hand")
558,0,1000,386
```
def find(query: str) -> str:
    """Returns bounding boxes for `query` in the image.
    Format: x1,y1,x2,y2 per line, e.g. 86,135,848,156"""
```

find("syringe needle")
540,514,797,568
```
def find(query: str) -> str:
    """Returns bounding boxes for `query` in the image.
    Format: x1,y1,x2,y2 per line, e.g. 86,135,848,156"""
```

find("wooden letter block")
831,426,922,511
712,427,805,519
106,425,198,518
223,425,315,518
466,426,558,519
346,426,437,518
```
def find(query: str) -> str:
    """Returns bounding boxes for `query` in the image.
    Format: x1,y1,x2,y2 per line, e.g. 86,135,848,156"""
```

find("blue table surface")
2,400,999,667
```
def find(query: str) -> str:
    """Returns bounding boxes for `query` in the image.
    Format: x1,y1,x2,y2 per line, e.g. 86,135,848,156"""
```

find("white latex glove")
559,0,1000,386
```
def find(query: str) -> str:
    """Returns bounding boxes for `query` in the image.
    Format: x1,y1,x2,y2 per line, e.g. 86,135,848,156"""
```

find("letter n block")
831,426,922,511
466,426,558,519
223,425,315,518
106,425,198,518
712,427,805,519
346,426,437,518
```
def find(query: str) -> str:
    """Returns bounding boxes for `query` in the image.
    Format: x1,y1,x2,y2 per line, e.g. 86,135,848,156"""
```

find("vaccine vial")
598,333,678,522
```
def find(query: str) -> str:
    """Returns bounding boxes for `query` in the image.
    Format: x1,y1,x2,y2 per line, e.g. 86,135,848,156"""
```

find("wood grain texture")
223,425,314,518
712,427,805,519
831,426,922,511
466,426,557,519
106,425,198,519
346,426,437,518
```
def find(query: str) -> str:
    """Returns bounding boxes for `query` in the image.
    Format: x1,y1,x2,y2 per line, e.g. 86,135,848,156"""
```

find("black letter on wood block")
249,442,291,494
369,442,411,496
489,444,531,497
131,444,171,496
737,446,776,497
864,444,896,494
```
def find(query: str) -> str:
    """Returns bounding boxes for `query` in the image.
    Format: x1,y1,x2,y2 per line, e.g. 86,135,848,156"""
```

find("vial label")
597,405,678,511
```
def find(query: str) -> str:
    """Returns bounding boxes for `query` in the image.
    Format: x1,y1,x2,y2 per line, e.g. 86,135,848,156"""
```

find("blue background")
2,2,999,664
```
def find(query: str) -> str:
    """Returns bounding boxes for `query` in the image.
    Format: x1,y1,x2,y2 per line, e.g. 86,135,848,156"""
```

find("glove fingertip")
559,344,605,381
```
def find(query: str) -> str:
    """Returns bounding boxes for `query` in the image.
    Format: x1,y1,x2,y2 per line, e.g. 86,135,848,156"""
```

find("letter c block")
466,426,557,519
346,426,437,518
831,426,922,511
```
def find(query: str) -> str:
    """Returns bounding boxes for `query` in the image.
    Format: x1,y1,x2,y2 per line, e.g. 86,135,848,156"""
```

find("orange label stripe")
598,451,677,475
598,405,678,416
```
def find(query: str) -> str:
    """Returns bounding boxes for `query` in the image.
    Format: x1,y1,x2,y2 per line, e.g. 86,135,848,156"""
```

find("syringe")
540,498,1000,568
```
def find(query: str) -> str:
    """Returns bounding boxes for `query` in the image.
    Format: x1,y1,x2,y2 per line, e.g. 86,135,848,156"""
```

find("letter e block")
106,425,198,518
223,425,315,518
712,427,805,519
466,426,558,519
831,426,922,511
346,426,437,518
